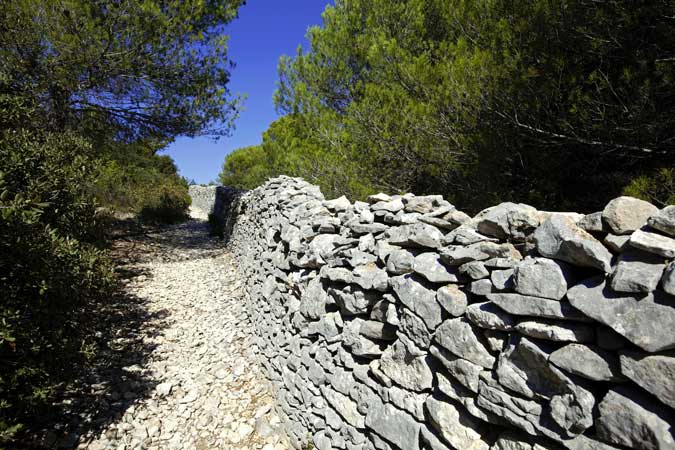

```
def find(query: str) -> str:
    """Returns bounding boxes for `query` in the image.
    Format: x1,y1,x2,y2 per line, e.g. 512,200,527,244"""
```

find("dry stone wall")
226,175,675,450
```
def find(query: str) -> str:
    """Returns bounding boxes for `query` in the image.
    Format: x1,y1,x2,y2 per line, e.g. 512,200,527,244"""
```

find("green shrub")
0,131,115,443
93,142,191,224
623,168,675,208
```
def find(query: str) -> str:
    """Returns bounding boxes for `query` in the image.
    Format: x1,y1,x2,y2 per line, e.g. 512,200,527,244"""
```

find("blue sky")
165,1,331,184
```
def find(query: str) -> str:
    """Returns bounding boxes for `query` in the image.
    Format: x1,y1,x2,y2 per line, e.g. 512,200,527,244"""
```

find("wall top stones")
226,175,675,450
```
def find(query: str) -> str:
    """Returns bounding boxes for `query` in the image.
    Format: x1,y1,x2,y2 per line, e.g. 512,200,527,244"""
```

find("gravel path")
36,219,290,450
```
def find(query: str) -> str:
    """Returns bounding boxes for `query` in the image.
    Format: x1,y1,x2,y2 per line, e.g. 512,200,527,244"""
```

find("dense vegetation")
0,0,243,442
221,0,675,212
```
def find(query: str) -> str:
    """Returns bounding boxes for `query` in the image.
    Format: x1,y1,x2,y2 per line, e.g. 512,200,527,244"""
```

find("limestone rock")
515,320,594,343
513,258,570,300
596,387,675,450
371,198,404,213
425,397,489,450
648,205,675,236
380,340,433,391
441,242,522,266
619,351,675,409
629,228,675,258
390,274,443,329
662,261,675,296
491,269,515,290
602,196,658,235
434,318,496,369
567,277,675,352
321,386,365,429
430,345,483,393
459,261,490,280
386,249,416,274
603,234,630,253
387,223,443,249
413,252,463,283
365,400,420,450
329,285,379,316
549,344,623,382
475,202,540,241
352,263,389,291
400,309,432,349
609,249,665,293
534,215,612,272
436,284,468,317
577,212,605,233
324,195,351,212
487,293,589,321
359,320,397,341
465,302,516,331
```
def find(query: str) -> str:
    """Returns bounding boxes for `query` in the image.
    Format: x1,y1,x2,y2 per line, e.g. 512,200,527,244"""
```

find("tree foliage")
245,0,675,212
0,0,243,441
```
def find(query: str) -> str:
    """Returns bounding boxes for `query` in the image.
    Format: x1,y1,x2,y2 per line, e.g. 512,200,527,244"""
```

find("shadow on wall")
224,175,675,450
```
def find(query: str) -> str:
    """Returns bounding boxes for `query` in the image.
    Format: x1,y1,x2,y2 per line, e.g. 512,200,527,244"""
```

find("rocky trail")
30,218,290,450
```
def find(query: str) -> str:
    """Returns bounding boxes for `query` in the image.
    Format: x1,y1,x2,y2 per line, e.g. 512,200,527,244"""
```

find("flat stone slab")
619,351,675,409
567,277,675,352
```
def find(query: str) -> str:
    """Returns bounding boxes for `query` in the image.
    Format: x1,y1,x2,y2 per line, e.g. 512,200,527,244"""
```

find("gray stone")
662,261,675,296
419,215,458,231
561,435,623,450
349,221,389,235
567,277,675,352
460,261,490,280
387,223,443,249
322,266,354,284
596,387,675,450
648,205,675,236
513,258,570,300
371,198,404,213
487,293,589,321
359,320,397,341
533,215,612,272
386,249,416,274
610,249,665,293
483,329,508,352
430,345,483,392
434,319,496,369
491,269,515,290
619,351,675,409
365,400,421,450
425,397,489,450
577,212,605,232
475,202,540,241
404,195,444,213
436,371,507,426
343,320,383,358
436,284,468,317
300,277,328,319
515,320,594,343
386,384,428,421
490,432,552,450
324,195,351,212
329,285,380,316
390,274,443,329
380,340,433,391
413,252,463,283
400,308,432,349
602,196,658,235
495,337,595,435
352,263,389,291
441,242,522,266
448,226,499,245
549,344,623,382
484,257,520,269
629,228,675,258
603,234,630,253
470,279,495,296
366,192,391,203
465,302,516,331
321,386,365,429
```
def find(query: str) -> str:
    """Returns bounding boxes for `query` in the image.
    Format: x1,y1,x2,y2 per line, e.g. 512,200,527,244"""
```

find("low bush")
0,131,115,442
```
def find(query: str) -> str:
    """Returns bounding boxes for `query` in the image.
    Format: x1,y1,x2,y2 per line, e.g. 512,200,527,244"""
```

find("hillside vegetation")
220,0,675,213
0,0,243,442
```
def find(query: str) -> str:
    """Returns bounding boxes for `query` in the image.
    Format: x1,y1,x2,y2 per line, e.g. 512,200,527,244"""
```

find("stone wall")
188,185,219,216
226,175,675,450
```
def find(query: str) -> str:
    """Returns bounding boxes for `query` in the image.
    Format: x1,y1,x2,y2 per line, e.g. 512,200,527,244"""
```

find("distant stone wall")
188,185,243,228
226,176,675,450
